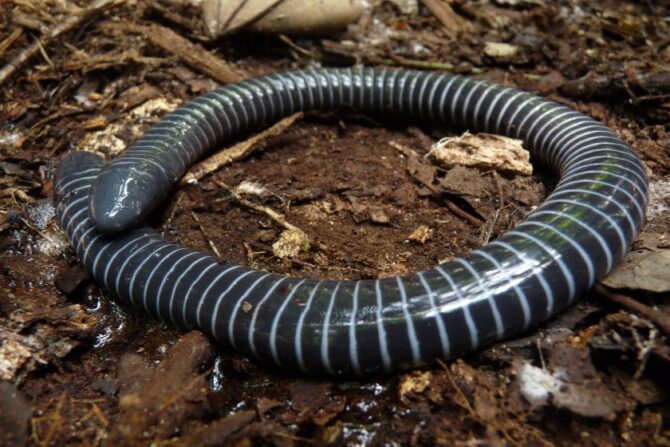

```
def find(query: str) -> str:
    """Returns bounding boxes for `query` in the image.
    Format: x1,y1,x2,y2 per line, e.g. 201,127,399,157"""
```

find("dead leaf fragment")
203,0,366,37
428,132,532,176
398,370,433,402
516,358,627,420
601,249,670,293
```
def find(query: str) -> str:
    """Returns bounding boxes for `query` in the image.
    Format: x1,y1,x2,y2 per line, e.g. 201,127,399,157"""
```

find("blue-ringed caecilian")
54,68,648,376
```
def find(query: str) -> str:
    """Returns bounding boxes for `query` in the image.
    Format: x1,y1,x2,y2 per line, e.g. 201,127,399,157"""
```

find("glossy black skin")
55,68,648,376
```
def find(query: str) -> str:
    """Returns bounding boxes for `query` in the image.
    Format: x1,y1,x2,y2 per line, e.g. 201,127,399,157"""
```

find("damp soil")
1,1,669,446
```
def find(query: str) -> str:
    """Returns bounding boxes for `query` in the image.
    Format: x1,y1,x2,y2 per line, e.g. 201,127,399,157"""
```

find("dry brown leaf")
601,249,670,293
202,0,366,37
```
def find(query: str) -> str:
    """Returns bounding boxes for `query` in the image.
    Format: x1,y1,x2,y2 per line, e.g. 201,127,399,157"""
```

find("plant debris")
428,132,532,176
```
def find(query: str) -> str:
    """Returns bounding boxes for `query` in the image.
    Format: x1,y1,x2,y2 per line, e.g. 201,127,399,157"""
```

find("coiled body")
55,68,648,376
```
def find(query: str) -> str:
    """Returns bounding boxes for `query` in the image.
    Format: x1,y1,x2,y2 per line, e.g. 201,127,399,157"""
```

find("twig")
437,359,477,415
91,402,109,427
279,34,318,59
180,112,303,186
0,28,23,57
478,208,500,246
214,179,327,251
190,210,223,260
19,216,58,246
374,56,483,75
39,392,67,447
145,0,206,38
594,282,670,337
491,170,505,208
0,0,124,87
35,38,53,67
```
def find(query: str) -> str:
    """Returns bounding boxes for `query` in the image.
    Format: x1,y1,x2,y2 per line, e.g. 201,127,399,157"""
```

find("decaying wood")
0,0,124,87
190,210,223,260
180,112,303,186
133,23,245,84
420,0,473,38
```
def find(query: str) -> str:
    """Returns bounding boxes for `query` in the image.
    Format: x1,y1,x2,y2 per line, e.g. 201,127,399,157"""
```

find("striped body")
55,68,648,376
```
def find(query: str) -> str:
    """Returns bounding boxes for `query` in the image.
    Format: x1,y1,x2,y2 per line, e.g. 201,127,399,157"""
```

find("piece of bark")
139,23,244,84
420,0,473,38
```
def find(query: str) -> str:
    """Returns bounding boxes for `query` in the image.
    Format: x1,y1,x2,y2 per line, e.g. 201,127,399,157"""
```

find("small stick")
0,28,23,57
190,210,223,260
0,0,123,87
594,282,670,337
374,56,483,75
40,392,68,447
279,34,318,59
478,208,500,246
491,170,505,208
214,179,326,251
180,112,303,187
35,38,53,67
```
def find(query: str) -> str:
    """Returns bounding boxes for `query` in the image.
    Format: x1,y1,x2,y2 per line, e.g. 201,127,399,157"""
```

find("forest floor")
1,0,669,446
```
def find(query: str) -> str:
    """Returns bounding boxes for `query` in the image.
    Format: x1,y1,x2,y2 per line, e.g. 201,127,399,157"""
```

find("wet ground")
1,0,669,445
